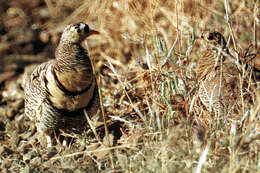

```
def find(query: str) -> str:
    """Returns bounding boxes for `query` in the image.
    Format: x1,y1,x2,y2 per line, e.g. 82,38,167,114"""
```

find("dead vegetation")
0,0,260,172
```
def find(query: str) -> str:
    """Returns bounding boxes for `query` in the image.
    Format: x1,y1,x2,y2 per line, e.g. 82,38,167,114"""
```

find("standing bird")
24,23,100,147
196,31,240,116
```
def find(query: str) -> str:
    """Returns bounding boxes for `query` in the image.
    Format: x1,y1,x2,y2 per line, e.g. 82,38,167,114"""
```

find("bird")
196,31,240,116
24,22,100,147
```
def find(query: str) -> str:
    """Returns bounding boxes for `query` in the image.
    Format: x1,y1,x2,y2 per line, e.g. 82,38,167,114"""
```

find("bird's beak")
87,29,100,36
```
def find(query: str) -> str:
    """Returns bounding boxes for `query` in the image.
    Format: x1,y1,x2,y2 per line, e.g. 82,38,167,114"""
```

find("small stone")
42,147,57,159
62,169,74,173
1,168,9,173
20,165,30,173
30,157,42,165
0,108,6,116
9,131,20,146
3,79,23,100
0,132,5,140
74,169,84,173
23,150,38,162
0,71,15,84
12,99,24,110
6,109,16,119
0,146,13,156
0,121,5,131
18,143,32,154
39,31,50,43
20,131,34,140
1,159,12,170
5,100,24,120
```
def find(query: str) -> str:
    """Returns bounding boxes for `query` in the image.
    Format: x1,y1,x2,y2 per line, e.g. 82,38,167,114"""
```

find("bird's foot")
62,138,68,147
46,135,52,148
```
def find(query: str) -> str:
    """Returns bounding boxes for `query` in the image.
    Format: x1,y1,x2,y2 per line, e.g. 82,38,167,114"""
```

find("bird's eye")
84,25,89,33
76,28,81,33
208,33,214,40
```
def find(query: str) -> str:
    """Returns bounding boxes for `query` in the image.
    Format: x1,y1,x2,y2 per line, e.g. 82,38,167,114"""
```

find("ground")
0,0,260,172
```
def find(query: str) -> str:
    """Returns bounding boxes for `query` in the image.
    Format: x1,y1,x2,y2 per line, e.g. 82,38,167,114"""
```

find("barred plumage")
24,23,100,147
196,31,240,115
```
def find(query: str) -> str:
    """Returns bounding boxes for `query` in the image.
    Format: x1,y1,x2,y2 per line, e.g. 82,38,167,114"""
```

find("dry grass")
67,0,259,172
1,0,260,172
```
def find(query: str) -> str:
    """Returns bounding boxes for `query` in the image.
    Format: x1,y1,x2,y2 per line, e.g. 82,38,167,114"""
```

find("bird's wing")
24,60,54,120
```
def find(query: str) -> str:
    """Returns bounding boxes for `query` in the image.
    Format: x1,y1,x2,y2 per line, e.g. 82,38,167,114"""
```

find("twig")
224,0,237,52
49,144,140,161
237,93,260,150
97,75,114,169
161,35,178,68
175,0,181,54
254,1,259,50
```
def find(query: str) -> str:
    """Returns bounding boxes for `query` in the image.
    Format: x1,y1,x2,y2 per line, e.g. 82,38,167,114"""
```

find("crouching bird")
24,23,100,147
196,31,240,116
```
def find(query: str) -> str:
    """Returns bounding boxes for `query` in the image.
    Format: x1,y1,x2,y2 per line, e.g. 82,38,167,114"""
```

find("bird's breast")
46,65,96,111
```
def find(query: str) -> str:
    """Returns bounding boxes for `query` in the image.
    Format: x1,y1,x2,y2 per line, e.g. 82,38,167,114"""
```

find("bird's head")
200,31,227,49
60,22,99,43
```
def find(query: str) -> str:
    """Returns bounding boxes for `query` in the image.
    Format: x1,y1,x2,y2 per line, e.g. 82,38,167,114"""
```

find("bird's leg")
62,137,68,147
42,129,53,147
53,130,69,147
46,134,52,148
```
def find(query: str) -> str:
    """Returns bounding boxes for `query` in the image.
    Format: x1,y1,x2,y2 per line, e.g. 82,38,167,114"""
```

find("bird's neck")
55,42,90,71
52,42,94,93
196,50,216,80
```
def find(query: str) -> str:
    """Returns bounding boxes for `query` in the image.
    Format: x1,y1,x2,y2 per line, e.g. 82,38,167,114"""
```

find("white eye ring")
79,23,86,30
70,26,76,32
